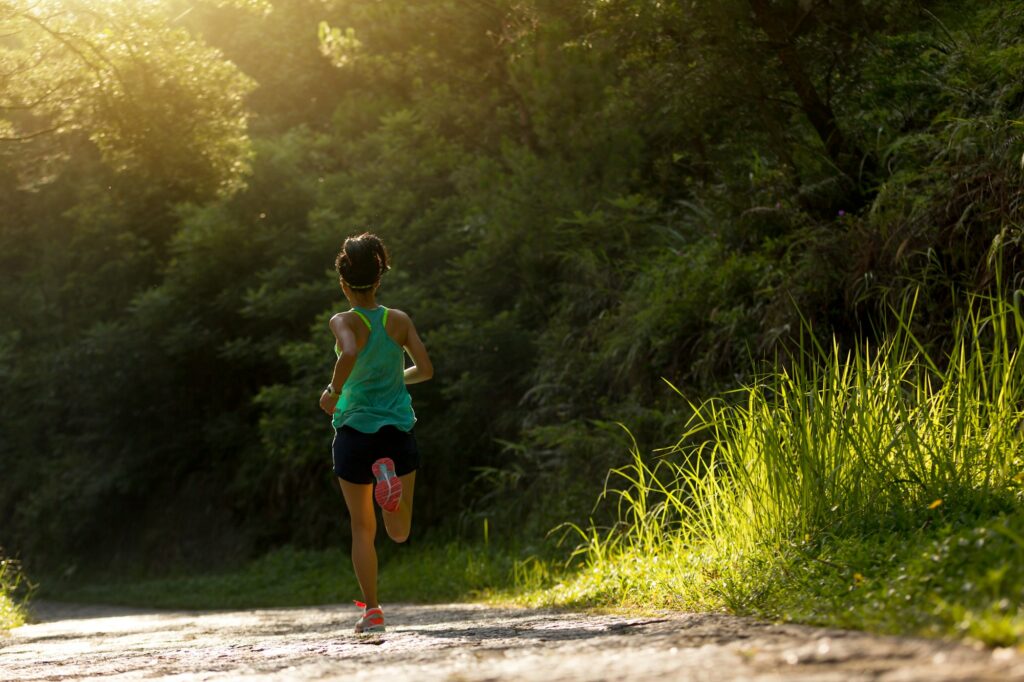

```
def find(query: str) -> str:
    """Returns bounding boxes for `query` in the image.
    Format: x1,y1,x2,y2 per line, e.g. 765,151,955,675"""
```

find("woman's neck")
350,292,378,309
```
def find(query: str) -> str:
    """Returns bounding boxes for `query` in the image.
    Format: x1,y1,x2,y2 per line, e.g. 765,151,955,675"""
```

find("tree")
0,0,257,197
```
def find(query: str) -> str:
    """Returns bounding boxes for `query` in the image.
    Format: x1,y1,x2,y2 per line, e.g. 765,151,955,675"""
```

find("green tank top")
332,306,416,433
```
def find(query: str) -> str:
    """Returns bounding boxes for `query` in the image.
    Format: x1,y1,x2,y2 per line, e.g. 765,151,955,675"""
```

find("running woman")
318,232,433,634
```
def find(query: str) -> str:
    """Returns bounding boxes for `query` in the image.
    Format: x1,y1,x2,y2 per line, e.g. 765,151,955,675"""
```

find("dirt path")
2,601,1023,681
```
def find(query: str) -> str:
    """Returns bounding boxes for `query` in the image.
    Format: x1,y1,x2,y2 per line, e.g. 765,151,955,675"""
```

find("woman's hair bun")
335,232,390,289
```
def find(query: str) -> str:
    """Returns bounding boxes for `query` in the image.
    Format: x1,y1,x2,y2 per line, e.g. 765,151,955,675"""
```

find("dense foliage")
1,0,1022,578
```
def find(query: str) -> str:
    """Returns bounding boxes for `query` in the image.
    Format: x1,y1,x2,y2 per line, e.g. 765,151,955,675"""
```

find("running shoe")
371,457,402,512
353,600,385,633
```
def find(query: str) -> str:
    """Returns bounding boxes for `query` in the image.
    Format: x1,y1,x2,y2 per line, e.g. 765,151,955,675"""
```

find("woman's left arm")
319,314,360,415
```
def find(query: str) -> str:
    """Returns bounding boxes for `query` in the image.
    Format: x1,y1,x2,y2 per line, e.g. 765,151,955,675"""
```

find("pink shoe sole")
372,457,402,512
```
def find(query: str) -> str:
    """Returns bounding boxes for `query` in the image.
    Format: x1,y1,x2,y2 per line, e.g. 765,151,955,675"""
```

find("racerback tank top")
332,306,416,433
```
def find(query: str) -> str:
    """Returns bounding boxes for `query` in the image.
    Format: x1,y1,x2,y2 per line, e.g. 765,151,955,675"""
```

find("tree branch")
0,125,59,141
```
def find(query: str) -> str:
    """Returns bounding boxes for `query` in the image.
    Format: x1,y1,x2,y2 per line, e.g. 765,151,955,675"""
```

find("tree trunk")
748,0,863,184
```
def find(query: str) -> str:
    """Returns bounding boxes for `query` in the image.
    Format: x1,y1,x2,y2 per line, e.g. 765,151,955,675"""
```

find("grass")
44,540,522,610
511,290,1024,646
0,555,30,630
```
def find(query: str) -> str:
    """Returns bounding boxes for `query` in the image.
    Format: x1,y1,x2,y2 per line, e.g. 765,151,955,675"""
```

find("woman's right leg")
339,478,378,607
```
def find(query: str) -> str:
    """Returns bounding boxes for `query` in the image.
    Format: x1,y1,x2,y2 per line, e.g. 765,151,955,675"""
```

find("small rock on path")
2,601,1022,681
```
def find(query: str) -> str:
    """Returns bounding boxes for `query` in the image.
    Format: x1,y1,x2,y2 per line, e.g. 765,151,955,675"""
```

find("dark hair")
335,232,390,290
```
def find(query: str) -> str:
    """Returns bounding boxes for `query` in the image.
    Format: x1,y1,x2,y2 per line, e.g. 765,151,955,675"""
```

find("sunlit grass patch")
508,509,1024,646
759,516,1024,645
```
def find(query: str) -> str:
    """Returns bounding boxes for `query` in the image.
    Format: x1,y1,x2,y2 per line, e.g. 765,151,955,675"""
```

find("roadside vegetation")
45,290,1024,647
0,556,30,630
3,0,1024,646
519,293,1024,646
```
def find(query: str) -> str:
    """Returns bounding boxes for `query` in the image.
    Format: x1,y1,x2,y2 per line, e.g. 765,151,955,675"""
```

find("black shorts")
332,425,420,484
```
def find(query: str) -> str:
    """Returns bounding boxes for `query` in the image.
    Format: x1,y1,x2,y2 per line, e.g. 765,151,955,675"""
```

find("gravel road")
2,601,1023,681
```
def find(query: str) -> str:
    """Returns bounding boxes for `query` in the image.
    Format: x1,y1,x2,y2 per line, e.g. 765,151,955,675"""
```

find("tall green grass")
530,292,1024,643
680,290,1021,544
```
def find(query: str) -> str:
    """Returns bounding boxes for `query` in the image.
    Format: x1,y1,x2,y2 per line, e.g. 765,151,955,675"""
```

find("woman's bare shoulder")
386,307,411,322
384,307,413,340
330,311,358,331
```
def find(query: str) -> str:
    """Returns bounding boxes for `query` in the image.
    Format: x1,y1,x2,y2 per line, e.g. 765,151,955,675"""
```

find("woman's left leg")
381,471,415,543
339,478,379,607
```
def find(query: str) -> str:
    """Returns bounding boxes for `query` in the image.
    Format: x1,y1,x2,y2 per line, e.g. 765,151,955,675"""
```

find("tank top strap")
351,305,388,330
334,307,389,357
